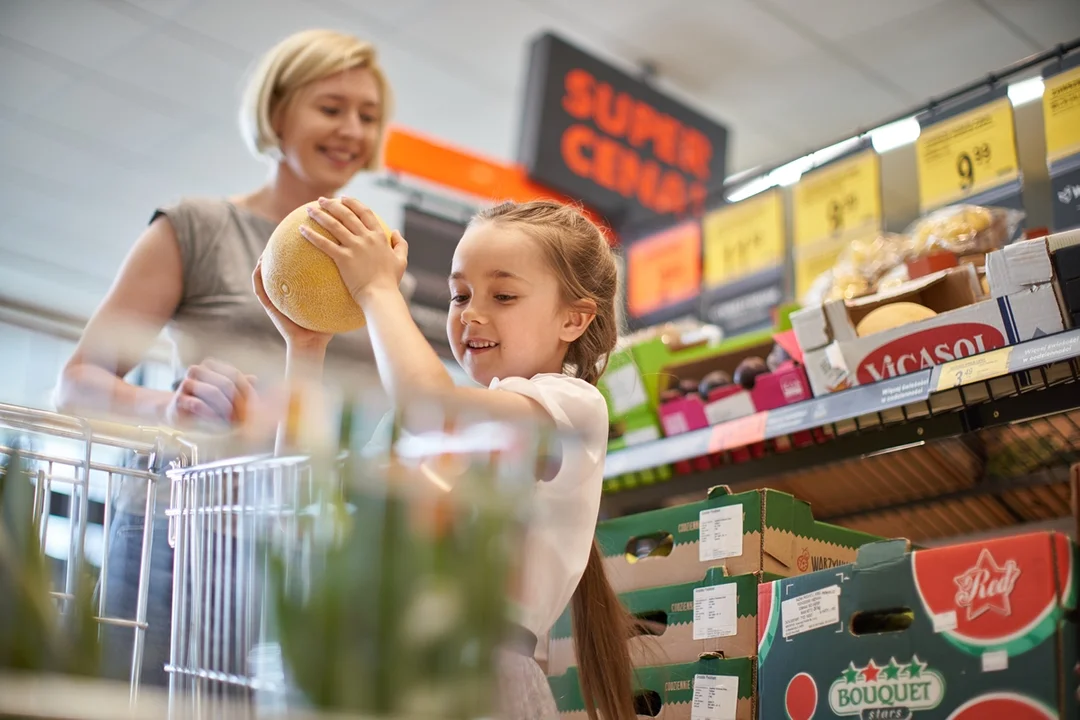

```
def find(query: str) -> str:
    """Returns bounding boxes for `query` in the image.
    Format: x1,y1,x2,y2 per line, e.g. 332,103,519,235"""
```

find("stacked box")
758,533,1078,719
548,487,886,716
549,657,756,720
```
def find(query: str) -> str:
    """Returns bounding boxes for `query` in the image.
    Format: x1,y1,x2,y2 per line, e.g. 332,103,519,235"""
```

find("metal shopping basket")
0,402,193,702
165,398,553,720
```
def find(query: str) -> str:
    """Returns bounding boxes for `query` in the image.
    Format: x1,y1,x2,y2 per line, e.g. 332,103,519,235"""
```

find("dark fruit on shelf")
766,343,791,372
679,378,700,396
734,357,769,390
660,386,685,403
698,370,733,397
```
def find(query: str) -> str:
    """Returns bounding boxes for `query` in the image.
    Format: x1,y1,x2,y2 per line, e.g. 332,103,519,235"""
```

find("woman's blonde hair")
239,28,392,169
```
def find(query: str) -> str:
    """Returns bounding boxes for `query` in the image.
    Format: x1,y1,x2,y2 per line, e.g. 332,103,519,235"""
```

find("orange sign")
382,126,616,244
626,222,701,318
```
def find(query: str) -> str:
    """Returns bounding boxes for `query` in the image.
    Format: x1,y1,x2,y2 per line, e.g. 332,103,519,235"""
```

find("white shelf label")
693,583,738,640
699,505,743,562
691,674,738,720
781,585,841,638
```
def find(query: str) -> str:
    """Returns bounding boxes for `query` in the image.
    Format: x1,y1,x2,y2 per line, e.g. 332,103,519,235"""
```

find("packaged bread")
906,204,1023,257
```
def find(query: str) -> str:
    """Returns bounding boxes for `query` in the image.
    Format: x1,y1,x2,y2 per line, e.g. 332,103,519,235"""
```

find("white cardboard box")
792,239,1065,396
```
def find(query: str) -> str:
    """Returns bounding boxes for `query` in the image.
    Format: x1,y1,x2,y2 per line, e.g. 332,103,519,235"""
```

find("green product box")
547,569,780,677
549,656,755,720
597,486,884,593
598,347,652,422
757,533,1078,720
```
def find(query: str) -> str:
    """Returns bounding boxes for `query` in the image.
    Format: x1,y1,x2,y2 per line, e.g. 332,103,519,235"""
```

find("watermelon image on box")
757,533,1079,719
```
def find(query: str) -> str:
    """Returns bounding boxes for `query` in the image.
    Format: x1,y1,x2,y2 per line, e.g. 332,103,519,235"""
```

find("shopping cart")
0,402,193,702
164,397,554,719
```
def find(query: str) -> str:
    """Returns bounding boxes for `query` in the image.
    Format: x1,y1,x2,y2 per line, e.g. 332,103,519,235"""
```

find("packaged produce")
906,204,1023,258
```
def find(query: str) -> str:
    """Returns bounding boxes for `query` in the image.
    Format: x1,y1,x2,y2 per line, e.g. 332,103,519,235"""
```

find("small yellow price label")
1043,64,1080,165
703,190,785,288
934,347,1012,392
916,96,1020,212
793,149,882,247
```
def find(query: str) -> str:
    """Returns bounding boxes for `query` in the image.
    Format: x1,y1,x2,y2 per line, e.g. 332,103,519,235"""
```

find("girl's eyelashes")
494,294,516,302
450,294,469,305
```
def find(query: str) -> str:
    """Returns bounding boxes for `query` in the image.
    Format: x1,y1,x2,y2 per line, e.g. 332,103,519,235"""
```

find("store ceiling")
1,0,1078,322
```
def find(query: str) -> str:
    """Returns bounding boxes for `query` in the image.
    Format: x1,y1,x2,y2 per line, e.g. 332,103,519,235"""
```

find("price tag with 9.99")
916,97,1020,212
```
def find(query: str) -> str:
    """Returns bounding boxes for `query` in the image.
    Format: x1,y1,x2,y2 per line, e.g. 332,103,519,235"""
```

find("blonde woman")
57,29,393,688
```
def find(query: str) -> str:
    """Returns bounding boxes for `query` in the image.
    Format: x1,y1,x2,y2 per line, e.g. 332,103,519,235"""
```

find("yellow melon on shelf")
260,200,392,334
855,302,938,337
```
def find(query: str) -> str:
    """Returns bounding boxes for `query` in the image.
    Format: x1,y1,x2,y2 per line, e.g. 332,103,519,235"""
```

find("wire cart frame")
0,402,193,702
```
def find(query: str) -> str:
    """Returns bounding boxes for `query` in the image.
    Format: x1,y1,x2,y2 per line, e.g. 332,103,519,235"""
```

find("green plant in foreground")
0,447,101,678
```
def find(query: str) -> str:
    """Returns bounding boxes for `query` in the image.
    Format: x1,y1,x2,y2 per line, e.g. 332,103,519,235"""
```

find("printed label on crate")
693,583,738,640
699,505,744,562
826,656,946,717
782,585,841,638
691,674,739,720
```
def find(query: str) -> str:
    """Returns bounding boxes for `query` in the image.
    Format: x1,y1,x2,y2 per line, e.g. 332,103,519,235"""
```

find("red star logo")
953,548,1021,621
861,661,881,682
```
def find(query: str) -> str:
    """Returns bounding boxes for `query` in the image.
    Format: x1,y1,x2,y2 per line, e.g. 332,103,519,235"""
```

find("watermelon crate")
549,656,755,719
757,533,1078,720
547,569,779,677
597,486,884,593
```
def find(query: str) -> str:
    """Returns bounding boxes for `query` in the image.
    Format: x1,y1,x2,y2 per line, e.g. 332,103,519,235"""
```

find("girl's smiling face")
447,222,585,386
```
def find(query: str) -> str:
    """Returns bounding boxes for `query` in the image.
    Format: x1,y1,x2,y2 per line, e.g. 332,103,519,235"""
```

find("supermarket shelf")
601,329,1080,521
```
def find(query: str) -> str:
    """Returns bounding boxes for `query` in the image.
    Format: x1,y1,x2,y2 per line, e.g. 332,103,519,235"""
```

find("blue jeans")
99,509,174,688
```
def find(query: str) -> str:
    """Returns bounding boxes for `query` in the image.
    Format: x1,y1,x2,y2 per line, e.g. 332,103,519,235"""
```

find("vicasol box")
546,568,780,677
548,656,755,719
757,533,1078,720
596,486,883,593
792,238,1064,396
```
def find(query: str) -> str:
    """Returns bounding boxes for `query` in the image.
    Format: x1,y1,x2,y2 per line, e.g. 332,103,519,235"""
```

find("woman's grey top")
116,197,383,516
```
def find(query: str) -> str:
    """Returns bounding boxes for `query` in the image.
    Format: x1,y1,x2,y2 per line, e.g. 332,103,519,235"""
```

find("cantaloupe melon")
855,302,938,337
261,200,392,334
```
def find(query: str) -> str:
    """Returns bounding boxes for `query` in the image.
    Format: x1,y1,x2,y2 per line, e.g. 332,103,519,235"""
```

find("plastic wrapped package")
800,232,911,306
905,204,1024,258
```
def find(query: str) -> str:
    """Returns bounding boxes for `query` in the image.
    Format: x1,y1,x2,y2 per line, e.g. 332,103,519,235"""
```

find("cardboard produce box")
547,569,779,677
549,657,755,720
757,533,1078,720
597,486,884,593
793,238,1064,396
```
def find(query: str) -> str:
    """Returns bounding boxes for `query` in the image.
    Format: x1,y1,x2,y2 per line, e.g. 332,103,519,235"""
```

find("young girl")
253,198,635,719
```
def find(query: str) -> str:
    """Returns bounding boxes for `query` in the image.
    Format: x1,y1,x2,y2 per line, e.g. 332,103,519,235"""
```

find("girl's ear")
560,299,596,343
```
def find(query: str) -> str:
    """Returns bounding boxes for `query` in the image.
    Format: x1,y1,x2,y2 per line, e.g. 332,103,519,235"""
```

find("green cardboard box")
549,656,755,720
597,486,884,593
547,569,780,677
757,532,1078,720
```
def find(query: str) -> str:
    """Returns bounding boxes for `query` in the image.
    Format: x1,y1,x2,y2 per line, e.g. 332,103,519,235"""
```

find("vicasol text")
828,656,945,717
862,335,989,382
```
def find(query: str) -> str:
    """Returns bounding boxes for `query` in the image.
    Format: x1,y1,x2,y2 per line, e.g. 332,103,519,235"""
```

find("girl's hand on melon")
253,259,333,352
165,358,258,429
301,197,409,304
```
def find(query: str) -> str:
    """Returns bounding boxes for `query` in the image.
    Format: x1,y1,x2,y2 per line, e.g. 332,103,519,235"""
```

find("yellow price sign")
793,149,882,248
934,346,1012,392
703,190,785,288
916,96,1020,212
1044,64,1080,165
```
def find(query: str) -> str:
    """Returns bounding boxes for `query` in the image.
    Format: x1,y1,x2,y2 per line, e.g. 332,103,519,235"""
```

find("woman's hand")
301,197,409,305
164,358,258,429
253,258,334,353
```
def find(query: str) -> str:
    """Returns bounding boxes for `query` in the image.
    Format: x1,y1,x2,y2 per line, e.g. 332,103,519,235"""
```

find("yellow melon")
855,302,938,337
261,200,392,334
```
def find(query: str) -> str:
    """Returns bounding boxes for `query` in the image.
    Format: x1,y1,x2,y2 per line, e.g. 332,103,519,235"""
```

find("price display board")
793,149,882,298
915,96,1020,212
700,191,786,334
627,221,702,320
1044,57,1080,231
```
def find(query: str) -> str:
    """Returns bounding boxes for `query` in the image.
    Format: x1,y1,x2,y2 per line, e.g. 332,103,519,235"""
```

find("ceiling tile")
169,0,388,55
842,0,1036,99
0,42,72,109
761,0,953,42
307,0,443,32
0,0,152,65
980,0,1080,49
27,81,191,156
90,30,245,124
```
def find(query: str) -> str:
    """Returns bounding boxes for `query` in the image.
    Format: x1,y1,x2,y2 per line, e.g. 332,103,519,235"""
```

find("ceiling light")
870,117,921,153
1007,76,1044,106
726,175,776,203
